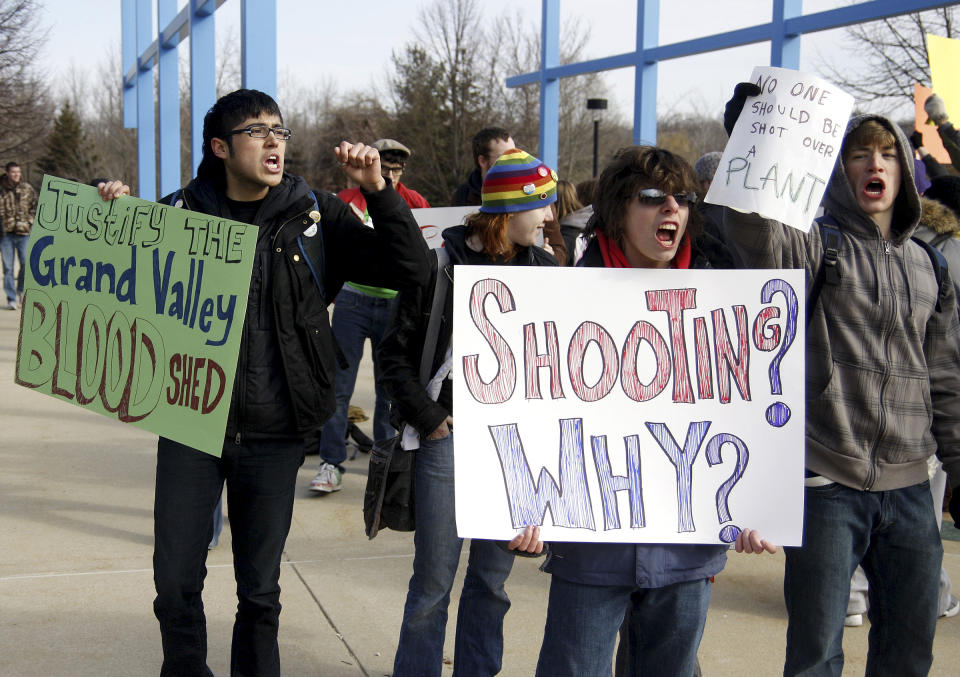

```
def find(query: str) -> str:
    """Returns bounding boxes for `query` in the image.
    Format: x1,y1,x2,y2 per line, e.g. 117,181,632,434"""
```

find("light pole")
586,98,608,178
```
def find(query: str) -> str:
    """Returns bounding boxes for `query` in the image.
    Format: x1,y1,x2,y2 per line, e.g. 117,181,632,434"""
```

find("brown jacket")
0,174,38,235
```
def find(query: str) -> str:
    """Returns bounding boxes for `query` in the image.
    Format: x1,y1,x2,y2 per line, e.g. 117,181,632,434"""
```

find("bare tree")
0,0,52,181
82,55,138,187
496,13,628,184
818,7,959,113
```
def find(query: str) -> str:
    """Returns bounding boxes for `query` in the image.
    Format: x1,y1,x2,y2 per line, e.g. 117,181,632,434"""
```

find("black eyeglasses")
224,124,292,141
637,188,697,206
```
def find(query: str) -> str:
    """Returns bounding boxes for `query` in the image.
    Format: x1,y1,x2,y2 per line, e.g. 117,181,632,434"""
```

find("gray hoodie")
721,114,960,492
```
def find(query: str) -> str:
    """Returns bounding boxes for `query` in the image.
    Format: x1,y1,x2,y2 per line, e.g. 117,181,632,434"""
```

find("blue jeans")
319,286,395,465
536,576,711,677
393,433,516,677
153,436,304,677
784,481,941,677
0,233,28,303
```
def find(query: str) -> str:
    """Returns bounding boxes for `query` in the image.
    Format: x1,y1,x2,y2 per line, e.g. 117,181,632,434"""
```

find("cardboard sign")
706,66,854,233
411,206,474,249
452,266,805,546
928,34,960,135
915,83,952,165
15,176,256,457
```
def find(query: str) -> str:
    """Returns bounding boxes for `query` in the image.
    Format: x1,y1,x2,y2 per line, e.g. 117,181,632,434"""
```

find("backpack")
363,247,451,538
806,213,950,327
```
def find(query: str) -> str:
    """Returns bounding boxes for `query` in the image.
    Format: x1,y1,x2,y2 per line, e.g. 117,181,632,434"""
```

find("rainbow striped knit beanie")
480,148,558,214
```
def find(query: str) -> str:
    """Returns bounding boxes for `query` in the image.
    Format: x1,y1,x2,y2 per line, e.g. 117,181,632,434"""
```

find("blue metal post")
241,0,277,97
190,0,216,176
158,0,180,196
121,0,136,129
538,0,560,168
635,0,660,145
136,0,156,200
507,0,957,163
771,0,803,68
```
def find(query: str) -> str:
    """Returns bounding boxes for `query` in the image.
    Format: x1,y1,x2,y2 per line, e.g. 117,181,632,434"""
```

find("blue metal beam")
514,0,959,153
136,0,156,200
121,0,136,128
538,0,560,168
241,0,278,97
634,0,659,145
771,0,802,69
158,0,180,197
190,0,217,176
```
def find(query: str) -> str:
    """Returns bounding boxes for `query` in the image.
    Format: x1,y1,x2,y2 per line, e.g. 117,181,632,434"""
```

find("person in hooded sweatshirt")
721,84,960,676
380,148,555,677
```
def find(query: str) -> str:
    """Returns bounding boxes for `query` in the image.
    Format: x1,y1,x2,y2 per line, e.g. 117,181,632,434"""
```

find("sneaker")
940,596,960,619
309,462,342,493
844,613,864,627
5,301,16,310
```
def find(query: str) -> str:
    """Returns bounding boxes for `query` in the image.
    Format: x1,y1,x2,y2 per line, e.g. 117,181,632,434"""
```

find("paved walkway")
1,304,959,676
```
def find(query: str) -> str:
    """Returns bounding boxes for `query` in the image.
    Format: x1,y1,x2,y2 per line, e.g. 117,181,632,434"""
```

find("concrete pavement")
2,304,959,676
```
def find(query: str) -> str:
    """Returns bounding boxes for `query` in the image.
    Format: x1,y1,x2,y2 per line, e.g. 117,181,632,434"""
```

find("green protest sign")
15,176,256,457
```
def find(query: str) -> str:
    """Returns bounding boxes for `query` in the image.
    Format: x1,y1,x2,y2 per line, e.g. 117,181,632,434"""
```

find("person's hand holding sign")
96,180,131,201
723,82,762,136
335,141,387,193
507,525,544,555
734,527,777,554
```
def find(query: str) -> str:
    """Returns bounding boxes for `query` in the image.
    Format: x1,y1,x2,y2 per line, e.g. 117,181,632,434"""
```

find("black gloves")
723,82,762,136
949,488,960,530
909,131,924,150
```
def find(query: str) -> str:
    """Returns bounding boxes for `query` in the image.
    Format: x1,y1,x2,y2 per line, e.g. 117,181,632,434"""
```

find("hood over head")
822,114,921,244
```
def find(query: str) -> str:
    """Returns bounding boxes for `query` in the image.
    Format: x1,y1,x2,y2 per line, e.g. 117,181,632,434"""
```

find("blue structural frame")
124,0,959,194
508,0,960,169
121,0,277,201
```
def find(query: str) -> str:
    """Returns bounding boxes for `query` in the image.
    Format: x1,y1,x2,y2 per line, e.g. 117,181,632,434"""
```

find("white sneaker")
940,596,960,619
844,613,864,627
309,462,342,493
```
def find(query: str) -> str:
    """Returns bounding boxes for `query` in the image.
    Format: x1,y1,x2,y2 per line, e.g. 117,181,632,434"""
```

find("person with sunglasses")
535,146,774,677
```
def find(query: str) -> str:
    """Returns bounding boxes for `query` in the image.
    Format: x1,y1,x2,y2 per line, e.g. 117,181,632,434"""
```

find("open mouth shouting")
863,177,885,199
265,153,282,174
656,222,680,248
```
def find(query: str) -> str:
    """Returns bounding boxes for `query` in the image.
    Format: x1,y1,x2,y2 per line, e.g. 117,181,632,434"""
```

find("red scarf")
596,230,692,269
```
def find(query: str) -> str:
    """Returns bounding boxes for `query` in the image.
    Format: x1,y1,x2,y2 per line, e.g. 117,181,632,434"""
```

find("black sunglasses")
637,188,697,206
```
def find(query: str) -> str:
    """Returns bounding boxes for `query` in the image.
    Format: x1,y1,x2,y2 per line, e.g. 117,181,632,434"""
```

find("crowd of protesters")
7,80,960,677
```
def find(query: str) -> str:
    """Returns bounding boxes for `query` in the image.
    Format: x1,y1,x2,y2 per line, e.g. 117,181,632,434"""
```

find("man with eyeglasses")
99,89,430,676
309,138,430,493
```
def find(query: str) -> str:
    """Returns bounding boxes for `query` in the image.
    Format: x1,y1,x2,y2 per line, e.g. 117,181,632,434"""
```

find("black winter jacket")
168,173,429,447
379,225,558,437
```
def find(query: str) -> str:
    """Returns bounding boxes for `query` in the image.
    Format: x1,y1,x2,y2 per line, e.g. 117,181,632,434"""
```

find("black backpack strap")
911,235,949,313
419,247,451,386
166,188,183,207
807,214,844,328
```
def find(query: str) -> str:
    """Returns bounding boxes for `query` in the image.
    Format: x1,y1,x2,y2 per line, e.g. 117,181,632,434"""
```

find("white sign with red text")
452,266,805,545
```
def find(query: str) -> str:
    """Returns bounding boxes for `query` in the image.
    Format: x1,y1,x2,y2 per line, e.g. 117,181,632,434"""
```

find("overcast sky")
40,0,870,123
